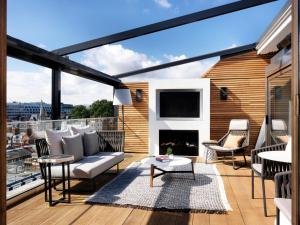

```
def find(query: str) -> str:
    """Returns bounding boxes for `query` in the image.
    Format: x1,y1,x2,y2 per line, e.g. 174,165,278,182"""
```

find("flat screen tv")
159,91,200,118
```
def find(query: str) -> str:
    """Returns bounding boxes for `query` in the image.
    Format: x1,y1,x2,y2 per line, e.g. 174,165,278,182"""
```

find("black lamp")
220,87,228,100
136,89,143,102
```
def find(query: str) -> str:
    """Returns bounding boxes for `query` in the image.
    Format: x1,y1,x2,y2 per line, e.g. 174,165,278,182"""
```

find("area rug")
86,161,231,213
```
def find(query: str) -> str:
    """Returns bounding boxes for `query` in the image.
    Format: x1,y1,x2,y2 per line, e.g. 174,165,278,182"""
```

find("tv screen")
159,91,200,118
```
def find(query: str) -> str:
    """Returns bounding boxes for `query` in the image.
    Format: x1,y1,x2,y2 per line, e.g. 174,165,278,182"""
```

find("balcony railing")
6,117,117,199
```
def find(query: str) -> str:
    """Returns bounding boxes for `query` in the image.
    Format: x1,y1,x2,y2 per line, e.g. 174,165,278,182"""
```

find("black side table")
38,154,74,206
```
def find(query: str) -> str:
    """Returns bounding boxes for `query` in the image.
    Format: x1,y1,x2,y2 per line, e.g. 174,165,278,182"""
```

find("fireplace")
159,130,199,156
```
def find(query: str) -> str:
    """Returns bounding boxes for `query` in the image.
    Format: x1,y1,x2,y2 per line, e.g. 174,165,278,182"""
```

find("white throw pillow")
62,133,84,162
45,129,71,155
71,126,92,135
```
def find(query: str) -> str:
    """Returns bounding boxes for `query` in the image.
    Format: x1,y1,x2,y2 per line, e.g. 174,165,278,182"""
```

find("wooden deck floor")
8,154,277,225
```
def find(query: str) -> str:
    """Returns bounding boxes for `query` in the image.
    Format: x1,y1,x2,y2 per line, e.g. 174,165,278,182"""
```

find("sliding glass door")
267,63,292,145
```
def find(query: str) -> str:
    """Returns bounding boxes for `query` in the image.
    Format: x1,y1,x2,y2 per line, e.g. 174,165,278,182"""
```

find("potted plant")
166,147,174,159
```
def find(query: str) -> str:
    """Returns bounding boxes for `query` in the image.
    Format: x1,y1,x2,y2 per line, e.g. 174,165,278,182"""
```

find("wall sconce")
136,89,143,102
220,87,228,100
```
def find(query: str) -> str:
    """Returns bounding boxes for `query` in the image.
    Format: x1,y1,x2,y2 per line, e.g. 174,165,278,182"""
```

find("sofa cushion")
83,131,99,156
209,145,234,152
45,129,71,155
62,134,84,162
223,134,245,148
252,163,262,174
50,152,124,179
71,126,92,135
274,198,291,222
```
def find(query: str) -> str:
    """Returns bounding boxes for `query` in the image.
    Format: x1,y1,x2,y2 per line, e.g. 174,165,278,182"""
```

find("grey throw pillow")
45,129,71,155
61,133,84,162
83,131,99,156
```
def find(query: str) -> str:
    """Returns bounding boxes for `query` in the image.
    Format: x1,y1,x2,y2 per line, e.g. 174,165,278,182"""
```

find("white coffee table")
141,156,195,187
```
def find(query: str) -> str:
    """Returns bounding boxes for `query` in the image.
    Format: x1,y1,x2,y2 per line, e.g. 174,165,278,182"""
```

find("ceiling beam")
52,0,276,56
7,36,121,87
115,43,256,78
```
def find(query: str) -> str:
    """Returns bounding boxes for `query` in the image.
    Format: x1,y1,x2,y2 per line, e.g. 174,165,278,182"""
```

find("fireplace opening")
159,130,199,156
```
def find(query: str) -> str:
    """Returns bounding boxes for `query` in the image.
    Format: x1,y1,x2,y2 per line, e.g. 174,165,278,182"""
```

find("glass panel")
268,67,292,144
6,117,117,199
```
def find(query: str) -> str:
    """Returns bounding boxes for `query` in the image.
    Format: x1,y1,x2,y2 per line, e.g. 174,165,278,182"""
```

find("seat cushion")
223,134,245,148
252,163,262,174
208,145,234,152
83,131,99,156
45,129,71,155
62,134,84,162
50,152,124,179
274,198,291,222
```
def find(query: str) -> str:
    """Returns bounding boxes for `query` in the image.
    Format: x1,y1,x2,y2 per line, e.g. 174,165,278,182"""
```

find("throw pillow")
277,135,289,143
223,134,245,148
45,129,71,155
83,131,99,156
61,133,84,162
71,126,92,135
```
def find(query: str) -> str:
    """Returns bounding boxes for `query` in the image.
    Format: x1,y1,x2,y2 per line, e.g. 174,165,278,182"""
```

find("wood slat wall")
205,50,271,152
118,83,149,153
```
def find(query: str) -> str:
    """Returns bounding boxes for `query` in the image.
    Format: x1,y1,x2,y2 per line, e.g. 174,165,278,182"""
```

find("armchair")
202,119,250,170
251,143,291,217
274,171,291,225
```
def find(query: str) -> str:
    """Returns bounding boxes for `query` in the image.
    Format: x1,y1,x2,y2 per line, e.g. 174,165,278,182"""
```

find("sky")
7,0,288,105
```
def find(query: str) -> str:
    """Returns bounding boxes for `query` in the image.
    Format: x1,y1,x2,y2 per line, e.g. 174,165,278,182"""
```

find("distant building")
7,101,74,121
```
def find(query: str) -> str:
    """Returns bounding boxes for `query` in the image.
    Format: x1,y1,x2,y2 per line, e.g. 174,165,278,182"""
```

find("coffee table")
141,156,195,187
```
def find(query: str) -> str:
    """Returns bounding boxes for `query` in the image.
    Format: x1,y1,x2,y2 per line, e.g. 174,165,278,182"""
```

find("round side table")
38,154,74,206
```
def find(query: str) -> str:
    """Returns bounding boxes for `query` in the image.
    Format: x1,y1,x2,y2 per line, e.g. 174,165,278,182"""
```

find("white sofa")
36,128,125,189
50,151,124,179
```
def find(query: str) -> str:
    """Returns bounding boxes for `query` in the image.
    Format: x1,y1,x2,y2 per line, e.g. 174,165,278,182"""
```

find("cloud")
7,68,52,103
8,43,216,105
154,0,172,8
7,68,114,105
37,43,47,49
82,44,161,74
82,44,217,83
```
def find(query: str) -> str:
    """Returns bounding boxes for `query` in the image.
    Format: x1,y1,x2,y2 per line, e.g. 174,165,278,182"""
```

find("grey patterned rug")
87,161,231,213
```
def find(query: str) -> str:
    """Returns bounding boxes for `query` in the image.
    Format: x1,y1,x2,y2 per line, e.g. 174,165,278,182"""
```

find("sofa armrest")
98,130,125,152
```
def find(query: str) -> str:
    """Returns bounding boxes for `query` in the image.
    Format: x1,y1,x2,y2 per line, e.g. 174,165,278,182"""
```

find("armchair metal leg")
276,207,280,225
232,152,240,170
242,153,247,166
261,177,267,217
251,170,254,199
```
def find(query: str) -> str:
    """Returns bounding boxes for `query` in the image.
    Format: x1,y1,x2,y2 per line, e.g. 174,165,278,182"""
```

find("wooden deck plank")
7,155,277,225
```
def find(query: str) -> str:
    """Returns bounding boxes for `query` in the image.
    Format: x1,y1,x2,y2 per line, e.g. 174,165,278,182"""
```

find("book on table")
155,155,170,162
